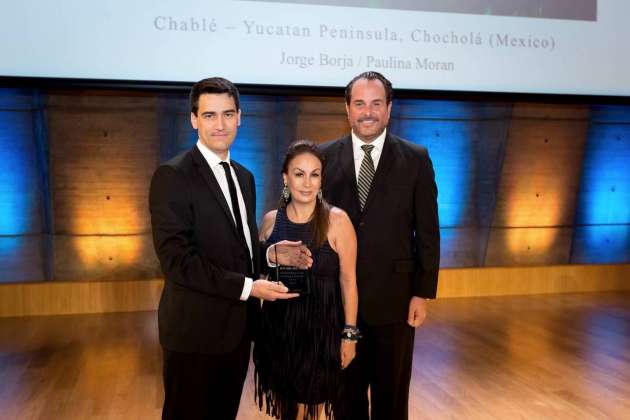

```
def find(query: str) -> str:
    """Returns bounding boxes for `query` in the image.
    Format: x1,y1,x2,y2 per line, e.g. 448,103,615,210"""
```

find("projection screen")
1,0,629,96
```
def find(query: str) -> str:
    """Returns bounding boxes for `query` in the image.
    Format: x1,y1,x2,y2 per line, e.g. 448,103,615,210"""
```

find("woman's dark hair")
281,140,330,249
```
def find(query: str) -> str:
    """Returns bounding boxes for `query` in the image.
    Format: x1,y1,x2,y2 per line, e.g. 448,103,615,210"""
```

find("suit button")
359,222,365,227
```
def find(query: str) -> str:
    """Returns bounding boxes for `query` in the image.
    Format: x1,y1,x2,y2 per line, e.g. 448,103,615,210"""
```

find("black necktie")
220,161,246,245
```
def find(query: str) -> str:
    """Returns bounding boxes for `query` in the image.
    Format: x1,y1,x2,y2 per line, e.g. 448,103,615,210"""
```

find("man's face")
346,78,391,142
191,93,241,159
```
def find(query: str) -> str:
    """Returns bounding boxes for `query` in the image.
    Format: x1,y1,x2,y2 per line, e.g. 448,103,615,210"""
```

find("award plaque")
268,243,311,294
271,265,311,295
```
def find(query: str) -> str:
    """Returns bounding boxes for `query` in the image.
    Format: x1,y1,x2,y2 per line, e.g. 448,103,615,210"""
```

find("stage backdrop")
0,88,629,283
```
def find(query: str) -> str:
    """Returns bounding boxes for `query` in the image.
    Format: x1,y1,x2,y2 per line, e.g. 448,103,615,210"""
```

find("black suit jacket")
149,146,260,355
321,133,440,325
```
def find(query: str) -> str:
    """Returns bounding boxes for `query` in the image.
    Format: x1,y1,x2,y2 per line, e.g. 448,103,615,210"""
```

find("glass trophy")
271,266,311,294
269,244,311,294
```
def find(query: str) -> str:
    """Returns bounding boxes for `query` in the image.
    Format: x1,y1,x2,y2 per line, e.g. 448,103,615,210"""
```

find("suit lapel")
339,136,360,210
191,147,240,238
361,134,396,215
231,161,256,242
232,161,257,274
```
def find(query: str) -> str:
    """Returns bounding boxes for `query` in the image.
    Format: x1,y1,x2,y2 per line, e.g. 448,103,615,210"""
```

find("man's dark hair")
190,77,240,115
344,71,393,105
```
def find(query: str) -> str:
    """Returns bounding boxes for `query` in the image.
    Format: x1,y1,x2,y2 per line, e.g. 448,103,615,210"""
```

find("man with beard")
320,71,440,420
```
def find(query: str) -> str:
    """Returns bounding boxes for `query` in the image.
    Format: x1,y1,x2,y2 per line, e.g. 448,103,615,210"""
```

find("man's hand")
407,296,427,328
270,240,313,269
250,279,299,301
340,340,356,369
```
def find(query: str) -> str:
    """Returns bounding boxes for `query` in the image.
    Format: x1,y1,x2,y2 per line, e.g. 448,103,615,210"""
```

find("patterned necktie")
358,144,375,210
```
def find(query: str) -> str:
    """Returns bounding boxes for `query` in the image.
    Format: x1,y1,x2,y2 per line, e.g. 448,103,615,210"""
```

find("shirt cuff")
266,244,278,268
240,277,253,301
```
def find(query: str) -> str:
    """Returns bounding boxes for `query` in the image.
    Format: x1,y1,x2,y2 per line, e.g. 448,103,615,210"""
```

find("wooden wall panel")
0,279,164,317
440,227,489,268
48,92,158,234
0,89,49,283
3,264,630,316
0,110,45,234
488,104,590,265
2,87,630,290
392,117,509,227
235,96,296,219
296,96,348,143
510,103,590,120
156,95,190,163
574,117,630,226
47,92,160,281
0,236,47,283
390,101,512,267
437,264,630,298
571,224,630,265
485,227,574,266
571,107,630,264
492,105,589,228
53,234,160,282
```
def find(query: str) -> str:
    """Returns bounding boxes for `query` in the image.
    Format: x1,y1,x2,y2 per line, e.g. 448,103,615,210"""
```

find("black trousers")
336,321,416,420
162,336,251,420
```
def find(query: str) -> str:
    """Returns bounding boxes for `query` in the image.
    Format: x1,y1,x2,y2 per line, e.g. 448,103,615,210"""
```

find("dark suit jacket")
321,133,440,326
149,146,260,355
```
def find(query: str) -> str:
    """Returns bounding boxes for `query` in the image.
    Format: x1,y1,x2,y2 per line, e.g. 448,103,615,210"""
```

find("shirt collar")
196,140,230,168
351,129,387,158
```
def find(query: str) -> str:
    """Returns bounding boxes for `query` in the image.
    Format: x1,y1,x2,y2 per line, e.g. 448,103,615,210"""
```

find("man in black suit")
321,72,440,420
150,77,307,420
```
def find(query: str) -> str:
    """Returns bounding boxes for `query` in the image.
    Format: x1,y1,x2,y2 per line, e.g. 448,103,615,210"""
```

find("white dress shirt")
351,129,387,180
196,141,253,300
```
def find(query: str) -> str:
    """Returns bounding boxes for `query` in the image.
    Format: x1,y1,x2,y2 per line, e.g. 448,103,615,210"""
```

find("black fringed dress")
254,207,344,419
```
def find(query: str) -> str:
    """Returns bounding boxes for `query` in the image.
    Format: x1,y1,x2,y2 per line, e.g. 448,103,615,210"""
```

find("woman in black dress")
254,140,359,419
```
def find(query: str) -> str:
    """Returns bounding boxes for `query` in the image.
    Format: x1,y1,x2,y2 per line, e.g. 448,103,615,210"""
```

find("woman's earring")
317,190,323,201
282,184,290,203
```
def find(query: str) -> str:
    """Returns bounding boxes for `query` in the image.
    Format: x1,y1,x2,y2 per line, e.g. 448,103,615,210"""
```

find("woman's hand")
340,339,357,369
